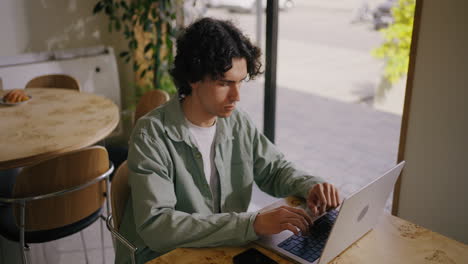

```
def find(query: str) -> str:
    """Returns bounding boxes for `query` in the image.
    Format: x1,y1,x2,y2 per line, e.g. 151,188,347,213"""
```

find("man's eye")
220,81,229,86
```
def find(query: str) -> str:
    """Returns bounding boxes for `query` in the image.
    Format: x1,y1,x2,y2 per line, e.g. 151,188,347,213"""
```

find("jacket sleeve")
127,130,258,254
249,121,325,199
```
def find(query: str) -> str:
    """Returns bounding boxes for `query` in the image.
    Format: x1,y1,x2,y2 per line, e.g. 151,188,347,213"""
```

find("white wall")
397,0,468,244
0,0,134,109
0,1,29,55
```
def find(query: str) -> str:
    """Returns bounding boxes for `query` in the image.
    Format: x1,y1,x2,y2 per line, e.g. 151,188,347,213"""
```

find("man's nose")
230,83,241,102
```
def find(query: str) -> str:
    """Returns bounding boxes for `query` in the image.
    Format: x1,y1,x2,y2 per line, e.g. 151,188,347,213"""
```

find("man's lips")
225,105,236,110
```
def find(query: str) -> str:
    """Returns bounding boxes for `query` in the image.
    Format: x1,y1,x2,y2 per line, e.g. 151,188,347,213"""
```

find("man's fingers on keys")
309,185,327,215
307,199,320,217
324,183,338,210
284,218,308,233
328,188,336,209
317,185,328,211
280,206,313,225
278,207,310,231
280,223,300,235
330,186,338,208
321,203,327,215
310,205,319,216
288,216,309,232
325,183,333,209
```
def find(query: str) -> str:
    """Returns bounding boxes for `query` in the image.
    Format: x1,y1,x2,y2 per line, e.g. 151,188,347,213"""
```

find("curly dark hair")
170,17,262,97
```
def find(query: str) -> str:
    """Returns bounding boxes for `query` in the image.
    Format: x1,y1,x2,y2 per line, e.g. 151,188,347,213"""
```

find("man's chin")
217,110,234,118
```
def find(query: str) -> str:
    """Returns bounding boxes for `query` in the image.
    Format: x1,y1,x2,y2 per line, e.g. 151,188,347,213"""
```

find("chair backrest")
111,160,130,230
25,74,80,91
134,89,170,124
13,146,109,231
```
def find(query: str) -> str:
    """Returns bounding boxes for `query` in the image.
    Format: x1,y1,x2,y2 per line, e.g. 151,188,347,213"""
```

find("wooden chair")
134,89,170,124
0,146,114,264
106,161,137,264
25,74,80,91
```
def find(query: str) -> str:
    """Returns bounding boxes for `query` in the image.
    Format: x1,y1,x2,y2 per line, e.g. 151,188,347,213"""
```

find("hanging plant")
93,0,178,100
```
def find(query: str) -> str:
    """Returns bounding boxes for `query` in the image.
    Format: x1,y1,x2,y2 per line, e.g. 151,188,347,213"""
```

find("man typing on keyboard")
116,17,340,264
254,184,340,236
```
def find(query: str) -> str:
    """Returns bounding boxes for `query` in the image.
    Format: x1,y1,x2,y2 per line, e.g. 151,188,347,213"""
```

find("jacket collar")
163,96,234,147
214,116,234,145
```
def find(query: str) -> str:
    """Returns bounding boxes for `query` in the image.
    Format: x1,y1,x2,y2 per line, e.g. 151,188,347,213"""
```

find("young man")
116,17,340,264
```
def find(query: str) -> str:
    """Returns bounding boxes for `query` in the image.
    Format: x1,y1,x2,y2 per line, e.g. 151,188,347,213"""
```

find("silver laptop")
255,161,405,264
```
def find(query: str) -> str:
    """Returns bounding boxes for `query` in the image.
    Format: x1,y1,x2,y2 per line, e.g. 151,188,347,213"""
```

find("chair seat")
0,206,102,243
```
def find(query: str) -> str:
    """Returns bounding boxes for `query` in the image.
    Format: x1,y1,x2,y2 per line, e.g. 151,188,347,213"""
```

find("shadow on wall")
24,0,112,52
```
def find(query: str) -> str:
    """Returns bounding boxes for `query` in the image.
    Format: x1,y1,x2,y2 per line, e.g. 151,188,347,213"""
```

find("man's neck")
182,96,216,127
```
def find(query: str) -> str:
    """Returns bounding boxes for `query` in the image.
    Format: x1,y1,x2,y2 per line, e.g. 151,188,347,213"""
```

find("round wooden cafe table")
0,88,119,170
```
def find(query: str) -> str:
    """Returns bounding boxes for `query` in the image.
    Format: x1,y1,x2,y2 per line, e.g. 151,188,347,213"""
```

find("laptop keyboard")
277,209,338,263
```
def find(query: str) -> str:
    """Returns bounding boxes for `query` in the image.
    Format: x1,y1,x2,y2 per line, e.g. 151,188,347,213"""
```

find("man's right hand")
253,206,313,236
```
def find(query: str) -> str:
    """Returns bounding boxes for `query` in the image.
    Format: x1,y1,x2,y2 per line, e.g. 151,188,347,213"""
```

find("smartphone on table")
232,248,279,264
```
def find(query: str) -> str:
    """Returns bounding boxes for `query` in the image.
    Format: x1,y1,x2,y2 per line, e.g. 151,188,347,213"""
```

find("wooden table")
147,212,468,264
0,88,119,169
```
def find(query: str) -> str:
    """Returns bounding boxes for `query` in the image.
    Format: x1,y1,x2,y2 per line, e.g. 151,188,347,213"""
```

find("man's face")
190,57,248,119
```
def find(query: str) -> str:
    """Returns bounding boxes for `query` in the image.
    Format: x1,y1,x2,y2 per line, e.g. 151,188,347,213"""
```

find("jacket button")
195,153,201,159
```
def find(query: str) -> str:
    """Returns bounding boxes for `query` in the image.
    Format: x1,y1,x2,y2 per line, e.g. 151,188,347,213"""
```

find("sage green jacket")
115,97,324,264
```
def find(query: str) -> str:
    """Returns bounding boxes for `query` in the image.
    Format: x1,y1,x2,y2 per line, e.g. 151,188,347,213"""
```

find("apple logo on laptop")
357,205,369,222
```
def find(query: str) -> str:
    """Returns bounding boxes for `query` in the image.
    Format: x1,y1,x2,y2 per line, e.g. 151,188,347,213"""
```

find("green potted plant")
93,0,179,103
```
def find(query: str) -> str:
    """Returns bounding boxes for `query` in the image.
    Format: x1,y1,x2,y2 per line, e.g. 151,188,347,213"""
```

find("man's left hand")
307,183,340,216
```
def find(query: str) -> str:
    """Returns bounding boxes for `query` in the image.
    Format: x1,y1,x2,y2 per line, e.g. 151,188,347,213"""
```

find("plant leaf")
140,69,147,78
143,21,153,32
129,39,138,50
121,1,128,10
144,43,153,53
92,2,104,14
105,5,112,15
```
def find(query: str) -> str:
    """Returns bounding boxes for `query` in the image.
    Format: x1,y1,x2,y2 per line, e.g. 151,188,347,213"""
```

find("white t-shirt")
186,118,220,213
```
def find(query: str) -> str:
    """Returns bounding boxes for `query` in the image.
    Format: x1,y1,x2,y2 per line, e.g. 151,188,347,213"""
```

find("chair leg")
79,231,90,264
100,217,106,264
18,202,29,264
21,244,31,264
